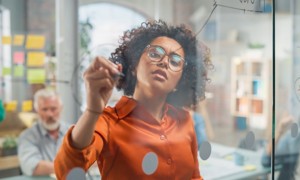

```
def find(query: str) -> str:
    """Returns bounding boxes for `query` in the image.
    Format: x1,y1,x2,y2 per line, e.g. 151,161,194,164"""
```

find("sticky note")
27,69,46,84
22,100,33,112
26,35,45,49
2,67,11,76
13,51,25,64
13,35,25,46
5,101,18,111
2,36,11,44
27,52,45,67
13,66,24,77
224,155,233,161
243,165,256,171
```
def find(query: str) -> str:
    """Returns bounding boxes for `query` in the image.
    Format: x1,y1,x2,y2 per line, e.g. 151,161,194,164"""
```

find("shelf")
232,112,248,117
252,62,263,76
248,95,264,100
231,57,270,130
251,79,263,96
235,98,248,114
251,99,263,114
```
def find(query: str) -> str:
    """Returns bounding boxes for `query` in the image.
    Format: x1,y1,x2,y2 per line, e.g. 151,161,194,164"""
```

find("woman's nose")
157,56,169,68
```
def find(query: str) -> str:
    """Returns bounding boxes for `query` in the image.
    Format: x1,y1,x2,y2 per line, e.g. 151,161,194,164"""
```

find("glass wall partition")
0,0,299,179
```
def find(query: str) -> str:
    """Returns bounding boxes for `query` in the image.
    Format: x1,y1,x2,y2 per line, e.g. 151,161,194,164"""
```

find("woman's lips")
152,70,168,80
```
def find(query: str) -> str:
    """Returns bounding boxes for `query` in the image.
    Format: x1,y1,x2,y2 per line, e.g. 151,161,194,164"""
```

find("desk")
3,176,54,180
199,143,275,180
0,155,21,178
0,155,19,171
4,144,276,180
3,175,101,180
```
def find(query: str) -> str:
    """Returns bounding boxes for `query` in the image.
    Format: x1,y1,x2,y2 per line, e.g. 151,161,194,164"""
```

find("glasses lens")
169,54,184,71
147,46,165,61
146,45,185,72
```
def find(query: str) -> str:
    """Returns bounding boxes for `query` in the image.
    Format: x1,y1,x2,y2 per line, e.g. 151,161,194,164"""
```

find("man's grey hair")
33,89,62,111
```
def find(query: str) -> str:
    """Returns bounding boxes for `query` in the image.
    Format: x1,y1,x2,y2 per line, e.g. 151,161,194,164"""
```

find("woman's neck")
133,91,167,122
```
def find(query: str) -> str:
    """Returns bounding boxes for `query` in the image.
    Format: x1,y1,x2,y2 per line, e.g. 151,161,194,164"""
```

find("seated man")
261,114,300,180
17,89,69,176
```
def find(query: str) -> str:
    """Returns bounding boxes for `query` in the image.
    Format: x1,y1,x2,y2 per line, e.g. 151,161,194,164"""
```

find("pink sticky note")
13,52,25,64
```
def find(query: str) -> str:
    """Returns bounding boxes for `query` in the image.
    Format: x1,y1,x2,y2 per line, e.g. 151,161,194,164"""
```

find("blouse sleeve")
54,115,110,179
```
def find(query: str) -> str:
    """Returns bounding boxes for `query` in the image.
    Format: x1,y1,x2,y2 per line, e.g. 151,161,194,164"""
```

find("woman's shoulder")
167,104,192,122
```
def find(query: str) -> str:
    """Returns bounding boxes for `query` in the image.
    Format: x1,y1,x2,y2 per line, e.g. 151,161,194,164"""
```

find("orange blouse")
54,96,203,180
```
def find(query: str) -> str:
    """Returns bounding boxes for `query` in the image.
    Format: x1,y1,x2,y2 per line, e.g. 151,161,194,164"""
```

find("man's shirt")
17,121,69,175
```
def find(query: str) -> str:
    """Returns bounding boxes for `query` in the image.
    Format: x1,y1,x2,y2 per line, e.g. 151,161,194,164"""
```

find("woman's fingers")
87,77,115,90
84,68,111,80
84,56,121,80
94,57,119,74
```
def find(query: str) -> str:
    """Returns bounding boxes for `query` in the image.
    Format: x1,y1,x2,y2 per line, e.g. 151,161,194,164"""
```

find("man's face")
37,97,62,131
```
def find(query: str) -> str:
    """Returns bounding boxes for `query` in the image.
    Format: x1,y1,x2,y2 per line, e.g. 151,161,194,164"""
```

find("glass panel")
1,0,298,180
273,0,300,180
196,1,273,179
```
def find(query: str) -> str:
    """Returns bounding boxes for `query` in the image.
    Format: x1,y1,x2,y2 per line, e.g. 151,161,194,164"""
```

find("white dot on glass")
67,167,86,180
199,141,211,160
245,131,255,149
142,152,158,175
291,122,299,138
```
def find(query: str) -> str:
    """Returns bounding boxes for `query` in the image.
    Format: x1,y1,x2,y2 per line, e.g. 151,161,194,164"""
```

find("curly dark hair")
110,20,211,108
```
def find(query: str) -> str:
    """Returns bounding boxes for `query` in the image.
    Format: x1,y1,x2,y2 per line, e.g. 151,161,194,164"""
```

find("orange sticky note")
26,35,45,49
27,52,45,67
2,36,11,44
13,35,25,46
5,101,18,111
13,52,25,64
27,69,46,84
22,100,33,112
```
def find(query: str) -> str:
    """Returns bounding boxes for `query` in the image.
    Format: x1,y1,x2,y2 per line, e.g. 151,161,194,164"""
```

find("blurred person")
55,20,211,179
262,93,300,180
188,108,207,147
17,88,69,176
189,100,215,151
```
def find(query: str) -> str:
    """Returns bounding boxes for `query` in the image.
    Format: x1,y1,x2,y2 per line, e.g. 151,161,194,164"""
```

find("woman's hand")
83,56,122,113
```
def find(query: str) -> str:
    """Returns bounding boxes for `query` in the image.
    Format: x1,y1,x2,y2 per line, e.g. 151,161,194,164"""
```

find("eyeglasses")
144,45,186,72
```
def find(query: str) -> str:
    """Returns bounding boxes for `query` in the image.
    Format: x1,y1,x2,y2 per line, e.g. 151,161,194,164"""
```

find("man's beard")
41,118,60,131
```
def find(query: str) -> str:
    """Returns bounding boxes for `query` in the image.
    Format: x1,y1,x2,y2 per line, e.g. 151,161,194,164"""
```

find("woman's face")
134,36,185,97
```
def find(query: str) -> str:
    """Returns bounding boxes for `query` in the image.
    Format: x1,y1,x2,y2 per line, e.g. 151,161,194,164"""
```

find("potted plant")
1,136,17,156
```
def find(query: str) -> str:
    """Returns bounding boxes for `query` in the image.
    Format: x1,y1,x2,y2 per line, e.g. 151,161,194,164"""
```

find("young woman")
54,20,209,179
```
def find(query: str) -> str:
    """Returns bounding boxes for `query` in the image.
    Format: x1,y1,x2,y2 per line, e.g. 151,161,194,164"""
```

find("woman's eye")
149,52,161,59
148,48,164,59
170,56,182,67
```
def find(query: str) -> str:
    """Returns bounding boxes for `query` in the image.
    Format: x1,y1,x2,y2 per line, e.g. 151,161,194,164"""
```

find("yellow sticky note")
13,35,25,46
27,52,45,67
26,35,45,49
13,66,24,77
243,165,256,171
22,100,33,112
27,69,46,84
224,155,233,161
5,101,18,112
2,67,11,76
2,36,11,44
